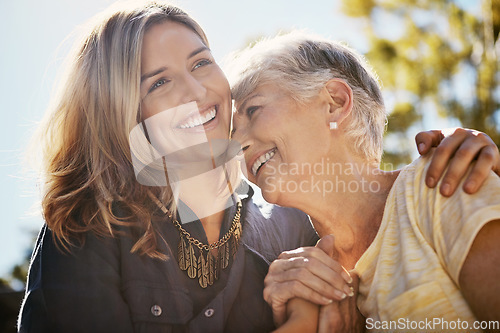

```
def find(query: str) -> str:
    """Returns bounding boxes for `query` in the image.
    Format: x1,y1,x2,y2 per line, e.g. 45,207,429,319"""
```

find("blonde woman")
19,4,317,332
19,2,499,332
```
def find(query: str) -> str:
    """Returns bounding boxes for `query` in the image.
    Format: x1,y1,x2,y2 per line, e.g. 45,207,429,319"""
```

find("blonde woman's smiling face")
139,21,232,142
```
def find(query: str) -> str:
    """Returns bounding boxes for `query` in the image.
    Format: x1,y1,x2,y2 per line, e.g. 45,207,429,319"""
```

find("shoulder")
19,224,134,332
244,191,312,237
392,151,500,234
391,153,429,193
394,151,500,280
237,182,311,233
397,150,500,207
242,187,318,262
28,224,123,287
247,196,308,226
397,149,500,197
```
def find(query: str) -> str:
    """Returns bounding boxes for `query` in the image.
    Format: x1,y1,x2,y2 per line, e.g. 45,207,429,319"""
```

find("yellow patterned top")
354,152,500,332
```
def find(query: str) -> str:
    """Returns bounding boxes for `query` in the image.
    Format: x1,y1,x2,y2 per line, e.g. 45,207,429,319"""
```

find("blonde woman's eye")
149,79,168,93
193,59,212,70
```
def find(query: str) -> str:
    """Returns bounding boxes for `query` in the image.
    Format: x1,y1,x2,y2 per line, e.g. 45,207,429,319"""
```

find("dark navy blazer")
18,187,318,333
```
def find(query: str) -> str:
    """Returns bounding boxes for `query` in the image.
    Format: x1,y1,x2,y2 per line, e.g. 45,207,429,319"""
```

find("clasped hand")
264,235,364,333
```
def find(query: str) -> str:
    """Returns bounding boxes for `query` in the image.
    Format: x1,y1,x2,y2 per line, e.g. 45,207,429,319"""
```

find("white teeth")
178,108,216,129
251,149,276,176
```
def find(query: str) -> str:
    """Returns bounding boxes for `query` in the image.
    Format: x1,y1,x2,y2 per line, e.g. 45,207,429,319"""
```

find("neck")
282,157,399,269
200,210,226,244
176,167,235,243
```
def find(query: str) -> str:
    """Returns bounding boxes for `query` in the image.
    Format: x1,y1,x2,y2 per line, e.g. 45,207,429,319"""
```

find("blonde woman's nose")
179,73,207,105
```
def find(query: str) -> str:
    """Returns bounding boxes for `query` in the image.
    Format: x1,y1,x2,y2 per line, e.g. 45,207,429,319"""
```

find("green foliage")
342,0,500,166
387,102,421,132
1,254,30,290
381,150,413,168
11,263,29,285
341,0,375,17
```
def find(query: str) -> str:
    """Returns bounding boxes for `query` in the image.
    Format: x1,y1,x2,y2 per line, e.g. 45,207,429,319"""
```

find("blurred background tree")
0,253,29,333
341,0,500,166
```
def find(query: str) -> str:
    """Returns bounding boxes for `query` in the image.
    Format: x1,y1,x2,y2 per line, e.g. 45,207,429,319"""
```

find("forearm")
273,298,319,333
459,219,500,323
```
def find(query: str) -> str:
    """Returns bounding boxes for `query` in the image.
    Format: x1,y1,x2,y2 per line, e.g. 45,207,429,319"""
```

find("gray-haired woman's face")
232,83,333,205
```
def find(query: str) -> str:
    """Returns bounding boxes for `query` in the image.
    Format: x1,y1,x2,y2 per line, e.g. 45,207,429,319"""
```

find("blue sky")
0,0,369,280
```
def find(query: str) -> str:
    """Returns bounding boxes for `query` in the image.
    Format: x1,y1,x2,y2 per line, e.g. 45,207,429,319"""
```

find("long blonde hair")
38,1,210,259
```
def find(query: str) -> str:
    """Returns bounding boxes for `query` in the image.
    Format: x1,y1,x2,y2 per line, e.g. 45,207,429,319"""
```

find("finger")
271,301,287,327
318,302,342,333
415,130,445,155
437,131,498,196
438,143,482,197
278,248,335,270
316,234,352,283
266,259,352,300
278,246,319,259
317,273,364,333
347,270,360,290
316,234,336,258
278,247,351,283
338,293,365,333
263,280,333,310
263,283,290,327
493,148,500,176
463,145,498,194
286,266,352,300
425,129,468,188
468,132,500,176
494,159,500,176
277,253,352,286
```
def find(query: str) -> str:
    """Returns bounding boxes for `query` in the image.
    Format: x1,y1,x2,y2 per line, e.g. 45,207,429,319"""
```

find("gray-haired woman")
230,31,500,331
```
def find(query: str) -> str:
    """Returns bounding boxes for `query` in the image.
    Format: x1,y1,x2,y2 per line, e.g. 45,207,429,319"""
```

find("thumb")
415,130,443,155
272,303,287,328
316,234,337,260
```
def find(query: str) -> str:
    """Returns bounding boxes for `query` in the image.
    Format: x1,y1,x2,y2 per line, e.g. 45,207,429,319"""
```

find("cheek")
141,95,177,120
208,68,231,96
255,113,279,135
140,99,155,119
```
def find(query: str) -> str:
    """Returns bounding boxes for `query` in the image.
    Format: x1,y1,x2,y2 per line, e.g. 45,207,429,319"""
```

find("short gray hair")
226,31,387,163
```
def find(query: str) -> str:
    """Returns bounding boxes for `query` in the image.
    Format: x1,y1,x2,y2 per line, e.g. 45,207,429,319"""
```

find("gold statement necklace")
150,193,242,288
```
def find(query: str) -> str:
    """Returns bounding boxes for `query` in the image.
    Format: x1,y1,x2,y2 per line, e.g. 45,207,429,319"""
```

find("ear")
323,79,353,127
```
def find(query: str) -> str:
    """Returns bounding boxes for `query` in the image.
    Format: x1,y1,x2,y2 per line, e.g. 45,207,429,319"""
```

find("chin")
255,172,280,204
259,176,301,209
261,190,279,205
207,127,229,141
259,181,283,206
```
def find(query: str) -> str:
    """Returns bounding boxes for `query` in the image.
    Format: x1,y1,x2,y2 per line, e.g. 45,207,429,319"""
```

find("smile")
251,148,276,176
177,106,217,129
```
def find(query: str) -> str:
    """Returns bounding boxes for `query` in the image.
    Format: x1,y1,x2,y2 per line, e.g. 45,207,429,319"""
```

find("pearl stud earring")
329,121,338,130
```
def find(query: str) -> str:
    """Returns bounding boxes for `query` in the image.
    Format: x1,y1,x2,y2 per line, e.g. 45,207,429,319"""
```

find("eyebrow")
140,46,210,84
188,46,209,59
141,67,167,84
238,94,262,114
